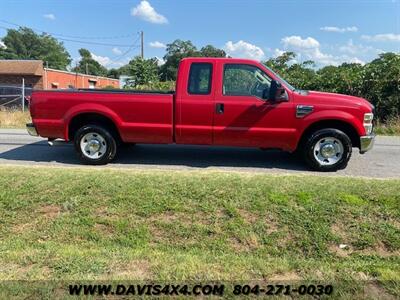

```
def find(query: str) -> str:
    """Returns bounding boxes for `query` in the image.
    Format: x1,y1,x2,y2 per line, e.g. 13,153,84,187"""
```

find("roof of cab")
180,57,260,64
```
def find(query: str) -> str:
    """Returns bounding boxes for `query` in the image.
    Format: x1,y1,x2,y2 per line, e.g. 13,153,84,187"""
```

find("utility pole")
140,31,144,59
86,63,89,75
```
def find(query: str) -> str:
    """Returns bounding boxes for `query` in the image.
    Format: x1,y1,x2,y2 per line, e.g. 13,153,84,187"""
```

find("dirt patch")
11,221,37,233
148,211,214,226
94,206,108,216
265,216,278,234
37,205,61,219
358,242,399,257
329,242,399,258
329,244,353,257
363,282,396,300
148,211,179,223
330,222,348,240
229,234,259,252
108,260,151,280
94,223,114,237
1,263,33,277
269,272,301,281
237,209,258,224
391,219,400,230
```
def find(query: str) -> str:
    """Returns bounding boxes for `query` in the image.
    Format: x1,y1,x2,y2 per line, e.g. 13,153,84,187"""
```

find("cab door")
175,60,215,145
213,63,296,150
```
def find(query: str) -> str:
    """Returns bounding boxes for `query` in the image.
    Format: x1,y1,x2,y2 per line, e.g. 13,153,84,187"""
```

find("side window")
188,63,212,95
223,64,271,98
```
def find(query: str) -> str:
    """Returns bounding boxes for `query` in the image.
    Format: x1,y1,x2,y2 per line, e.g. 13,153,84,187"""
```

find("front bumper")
360,135,375,154
26,123,38,136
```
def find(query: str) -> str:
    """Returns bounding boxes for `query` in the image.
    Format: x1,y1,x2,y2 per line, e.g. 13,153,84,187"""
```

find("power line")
0,22,145,66
49,36,134,47
0,24,137,48
0,19,137,40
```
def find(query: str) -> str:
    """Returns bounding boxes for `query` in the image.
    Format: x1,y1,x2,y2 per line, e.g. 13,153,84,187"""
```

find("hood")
303,90,373,110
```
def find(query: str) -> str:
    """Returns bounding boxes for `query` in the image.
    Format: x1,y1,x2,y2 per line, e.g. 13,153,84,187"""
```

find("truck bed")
30,89,175,143
79,88,175,94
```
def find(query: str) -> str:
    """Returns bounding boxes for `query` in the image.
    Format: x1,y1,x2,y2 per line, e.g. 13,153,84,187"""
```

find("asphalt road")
0,128,399,178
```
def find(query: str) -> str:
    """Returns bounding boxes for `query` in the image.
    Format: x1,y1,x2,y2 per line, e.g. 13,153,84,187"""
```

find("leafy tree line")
264,52,400,122
124,43,399,122
1,27,399,121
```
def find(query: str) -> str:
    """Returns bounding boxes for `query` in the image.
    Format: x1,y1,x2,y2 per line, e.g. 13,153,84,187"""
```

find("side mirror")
268,80,284,101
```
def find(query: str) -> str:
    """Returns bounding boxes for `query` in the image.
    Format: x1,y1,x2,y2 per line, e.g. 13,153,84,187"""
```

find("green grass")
0,166,399,298
375,117,400,136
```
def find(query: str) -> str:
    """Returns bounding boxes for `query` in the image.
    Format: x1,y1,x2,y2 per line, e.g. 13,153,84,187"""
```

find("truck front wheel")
303,128,352,171
74,124,117,165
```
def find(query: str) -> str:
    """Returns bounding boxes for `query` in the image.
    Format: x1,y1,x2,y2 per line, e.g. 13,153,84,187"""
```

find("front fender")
300,110,364,136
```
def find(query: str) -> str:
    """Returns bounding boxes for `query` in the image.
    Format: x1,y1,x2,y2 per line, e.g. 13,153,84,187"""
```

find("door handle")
216,103,224,114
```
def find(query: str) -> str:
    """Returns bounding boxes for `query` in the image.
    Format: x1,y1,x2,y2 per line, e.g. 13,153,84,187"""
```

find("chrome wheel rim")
80,132,107,159
313,137,344,166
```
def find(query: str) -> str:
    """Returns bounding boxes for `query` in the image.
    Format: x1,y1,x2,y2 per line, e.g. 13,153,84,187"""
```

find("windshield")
263,64,296,91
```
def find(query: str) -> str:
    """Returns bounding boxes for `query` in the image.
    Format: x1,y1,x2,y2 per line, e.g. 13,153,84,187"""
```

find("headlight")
364,113,374,135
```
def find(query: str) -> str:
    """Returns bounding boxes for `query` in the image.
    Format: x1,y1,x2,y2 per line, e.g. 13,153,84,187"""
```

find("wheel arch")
67,112,122,142
297,119,360,150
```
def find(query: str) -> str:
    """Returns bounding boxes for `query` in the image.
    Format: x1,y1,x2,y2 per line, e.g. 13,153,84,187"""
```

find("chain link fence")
0,83,32,111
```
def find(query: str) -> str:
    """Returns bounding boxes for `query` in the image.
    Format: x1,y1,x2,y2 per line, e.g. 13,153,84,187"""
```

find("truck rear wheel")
74,124,117,165
303,128,352,171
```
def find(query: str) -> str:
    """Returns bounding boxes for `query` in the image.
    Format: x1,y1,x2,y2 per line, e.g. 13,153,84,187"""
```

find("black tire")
74,124,117,165
302,128,352,171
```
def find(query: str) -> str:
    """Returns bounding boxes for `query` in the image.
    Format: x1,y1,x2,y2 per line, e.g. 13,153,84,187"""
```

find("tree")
72,48,108,76
361,52,400,121
264,52,317,90
160,39,199,81
199,45,226,57
315,63,363,96
0,27,71,70
159,40,227,81
121,56,159,87
107,68,120,79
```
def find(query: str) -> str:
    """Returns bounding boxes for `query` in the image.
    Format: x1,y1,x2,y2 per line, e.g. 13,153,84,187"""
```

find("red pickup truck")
27,57,374,171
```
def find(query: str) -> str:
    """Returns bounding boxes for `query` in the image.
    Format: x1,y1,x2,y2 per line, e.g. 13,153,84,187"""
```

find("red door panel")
213,62,297,151
175,60,215,145
213,96,296,149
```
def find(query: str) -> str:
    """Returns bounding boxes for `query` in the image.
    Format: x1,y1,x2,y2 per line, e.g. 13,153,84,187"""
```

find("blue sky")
0,0,399,69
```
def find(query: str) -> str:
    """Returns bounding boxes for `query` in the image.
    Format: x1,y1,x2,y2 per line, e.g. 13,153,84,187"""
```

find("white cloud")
339,39,381,56
320,26,358,33
155,56,165,66
282,36,320,49
43,13,56,20
224,40,265,60
91,53,126,68
278,35,364,66
273,48,285,57
131,1,168,24
0,40,6,49
112,47,123,55
149,41,167,48
361,33,400,42
346,57,365,64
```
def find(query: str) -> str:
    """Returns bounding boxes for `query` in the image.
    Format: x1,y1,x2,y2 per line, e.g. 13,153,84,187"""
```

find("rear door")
175,60,215,145
213,62,296,150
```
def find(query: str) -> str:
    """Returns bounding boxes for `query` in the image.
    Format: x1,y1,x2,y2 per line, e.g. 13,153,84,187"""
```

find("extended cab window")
188,63,212,95
223,64,271,98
